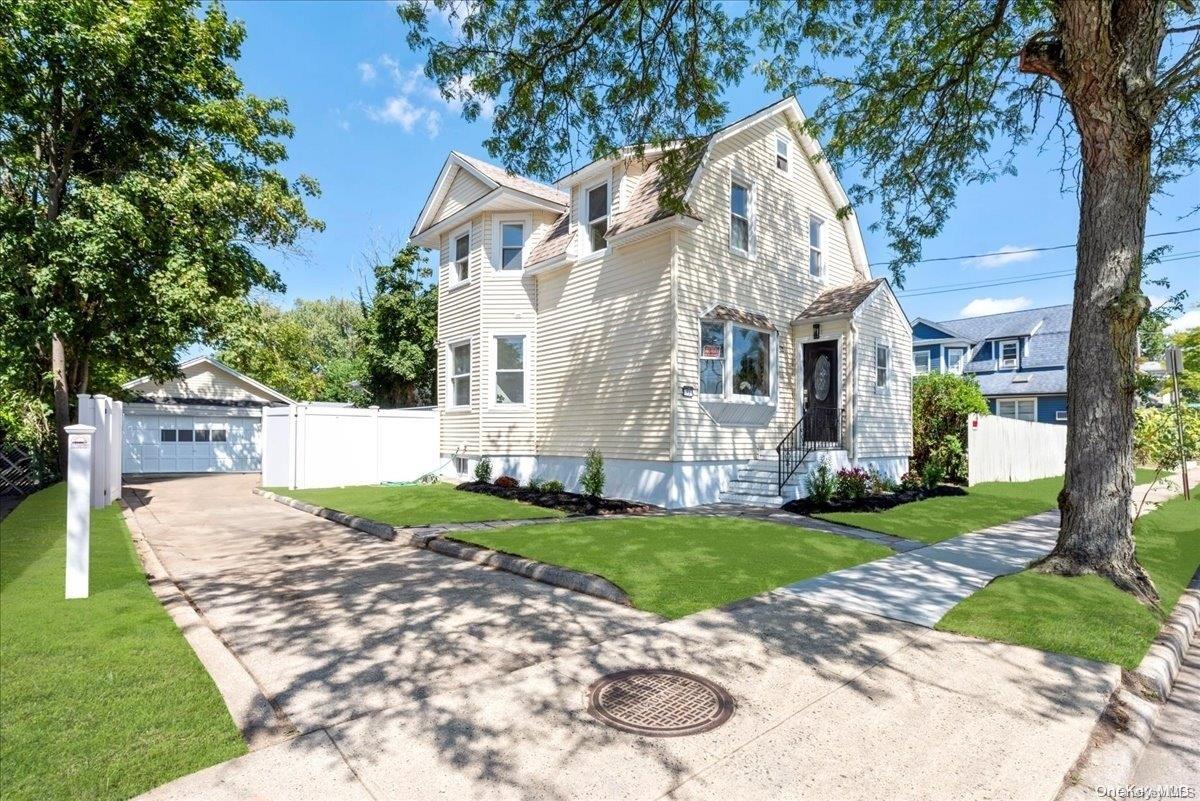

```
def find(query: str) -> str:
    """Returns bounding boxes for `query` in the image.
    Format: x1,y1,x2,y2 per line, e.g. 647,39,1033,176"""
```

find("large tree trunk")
1027,0,1166,604
51,332,71,475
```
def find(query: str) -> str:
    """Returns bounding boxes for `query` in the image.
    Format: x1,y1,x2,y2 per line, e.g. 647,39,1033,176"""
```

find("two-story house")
911,304,1071,424
410,98,913,507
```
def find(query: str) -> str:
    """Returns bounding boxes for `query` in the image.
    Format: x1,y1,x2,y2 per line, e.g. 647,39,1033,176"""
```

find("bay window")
698,319,774,401
493,335,525,405
452,232,470,283
449,342,471,407
500,222,524,270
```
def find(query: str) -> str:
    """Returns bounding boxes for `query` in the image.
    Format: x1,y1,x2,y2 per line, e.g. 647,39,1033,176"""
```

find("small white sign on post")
64,423,94,600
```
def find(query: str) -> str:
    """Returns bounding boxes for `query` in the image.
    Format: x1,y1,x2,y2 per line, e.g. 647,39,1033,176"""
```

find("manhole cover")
586,668,734,737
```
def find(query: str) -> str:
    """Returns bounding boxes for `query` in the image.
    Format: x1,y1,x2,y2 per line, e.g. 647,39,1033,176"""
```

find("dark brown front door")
802,341,838,445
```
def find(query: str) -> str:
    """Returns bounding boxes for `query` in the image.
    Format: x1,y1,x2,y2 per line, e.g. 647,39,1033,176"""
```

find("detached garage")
121,356,294,474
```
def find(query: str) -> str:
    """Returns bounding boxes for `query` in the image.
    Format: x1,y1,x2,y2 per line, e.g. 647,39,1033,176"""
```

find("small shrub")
527,476,543,491
867,466,896,495
581,449,605,496
494,475,519,488
921,458,946,490
835,467,870,500
898,470,923,492
805,456,836,504
929,434,967,485
540,479,565,492
474,455,493,483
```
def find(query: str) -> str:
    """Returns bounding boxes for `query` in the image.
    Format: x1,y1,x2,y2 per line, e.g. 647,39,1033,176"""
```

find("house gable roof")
122,356,295,405
793,278,887,322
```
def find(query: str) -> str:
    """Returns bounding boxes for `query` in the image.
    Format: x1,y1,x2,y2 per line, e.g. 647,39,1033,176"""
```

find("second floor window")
945,347,966,373
809,216,824,278
500,222,524,270
913,350,930,374
876,343,890,389
587,183,608,252
453,233,470,283
776,135,789,171
450,343,471,407
494,335,525,404
730,181,750,253
998,339,1020,369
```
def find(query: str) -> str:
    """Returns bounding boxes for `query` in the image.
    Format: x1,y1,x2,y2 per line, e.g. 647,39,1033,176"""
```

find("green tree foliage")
1168,324,1200,402
912,374,990,483
358,245,438,407
216,298,368,405
1133,405,1199,477
0,0,321,466
398,0,1200,601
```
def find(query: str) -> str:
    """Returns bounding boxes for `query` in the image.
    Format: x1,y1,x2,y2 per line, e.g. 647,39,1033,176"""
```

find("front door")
802,341,839,446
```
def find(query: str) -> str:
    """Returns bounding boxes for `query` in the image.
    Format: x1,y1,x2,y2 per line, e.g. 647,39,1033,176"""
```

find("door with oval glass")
801,341,839,447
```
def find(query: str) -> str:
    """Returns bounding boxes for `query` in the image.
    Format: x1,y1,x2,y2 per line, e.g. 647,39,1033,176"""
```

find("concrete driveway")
130,474,1122,801
124,474,659,735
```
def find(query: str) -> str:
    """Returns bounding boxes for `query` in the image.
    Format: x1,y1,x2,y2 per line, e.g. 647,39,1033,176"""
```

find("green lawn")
0,485,245,801
451,516,892,619
816,468,1163,545
937,496,1200,669
267,482,564,526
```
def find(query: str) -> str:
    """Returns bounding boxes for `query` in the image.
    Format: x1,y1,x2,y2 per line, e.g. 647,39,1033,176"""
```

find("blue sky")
225,0,1200,331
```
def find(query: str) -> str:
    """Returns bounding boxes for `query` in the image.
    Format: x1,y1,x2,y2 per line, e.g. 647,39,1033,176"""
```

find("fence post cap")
64,424,96,434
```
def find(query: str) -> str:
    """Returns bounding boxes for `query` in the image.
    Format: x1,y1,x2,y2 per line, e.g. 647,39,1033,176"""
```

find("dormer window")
775,135,789,172
586,182,608,252
998,339,1020,369
500,222,524,270
452,232,470,283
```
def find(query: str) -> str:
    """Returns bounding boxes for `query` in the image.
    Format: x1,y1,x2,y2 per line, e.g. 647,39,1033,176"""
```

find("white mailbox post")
64,423,94,599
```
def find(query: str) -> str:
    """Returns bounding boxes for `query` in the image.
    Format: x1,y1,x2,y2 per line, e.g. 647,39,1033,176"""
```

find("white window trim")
446,339,472,410
491,213,532,274
449,225,472,288
729,171,755,258
489,332,531,409
944,346,966,374
913,350,931,375
697,318,776,404
775,134,790,173
875,340,891,393
998,339,1020,370
581,177,611,258
996,396,1038,422
1055,409,1068,422
807,213,826,281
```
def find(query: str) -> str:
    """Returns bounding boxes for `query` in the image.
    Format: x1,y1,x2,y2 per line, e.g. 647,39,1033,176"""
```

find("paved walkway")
133,473,1124,801
1131,630,1200,789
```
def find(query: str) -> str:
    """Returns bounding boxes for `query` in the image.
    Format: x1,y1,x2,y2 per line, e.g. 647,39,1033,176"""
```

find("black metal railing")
776,407,841,493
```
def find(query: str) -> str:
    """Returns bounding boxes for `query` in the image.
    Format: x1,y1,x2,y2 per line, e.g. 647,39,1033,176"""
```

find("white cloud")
357,62,377,83
359,54,493,137
963,245,1040,269
959,297,1033,317
1165,309,1200,334
365,95,442,137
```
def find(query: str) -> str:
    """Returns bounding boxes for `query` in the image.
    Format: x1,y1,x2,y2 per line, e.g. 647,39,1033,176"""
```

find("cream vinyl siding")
435,168,490,224
851,287,913,458
437,217,484,456
135,366,274,404
535,230,674,460
673,116,860,461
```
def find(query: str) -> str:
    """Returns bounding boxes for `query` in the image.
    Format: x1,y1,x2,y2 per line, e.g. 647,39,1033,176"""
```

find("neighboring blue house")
911,304,1071,425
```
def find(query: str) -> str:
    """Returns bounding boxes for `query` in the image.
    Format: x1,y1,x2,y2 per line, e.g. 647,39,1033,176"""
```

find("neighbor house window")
997,397,1036,422
775,135,790,171
493,335,526,404
876,343,890,389
586,182,608,252
698,319,774,401
913,350,930,375
195,428,210,443
177,429,194,442
500,222,524,270
160,428,176,442
452,232,470,283
808,216,824,278
210,428,228,442
699,321,725,395
449,342,471,407
998,339,1020,369
730,180,751,253
1056,409,1068,422
945,347,966,373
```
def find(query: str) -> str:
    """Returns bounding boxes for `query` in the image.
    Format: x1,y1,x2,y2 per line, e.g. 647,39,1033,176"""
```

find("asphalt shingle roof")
795,279,886,320
454,152,568,206
526,211,573,266
974,367,1068,396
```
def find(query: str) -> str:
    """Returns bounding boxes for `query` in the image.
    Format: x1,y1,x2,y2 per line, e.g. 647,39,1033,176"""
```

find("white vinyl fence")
262,405,440,490
77,393,123,507
966,412,1067,485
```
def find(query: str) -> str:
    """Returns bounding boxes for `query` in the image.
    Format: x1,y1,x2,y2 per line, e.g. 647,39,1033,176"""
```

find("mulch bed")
456,481,658,516
781,484,967,515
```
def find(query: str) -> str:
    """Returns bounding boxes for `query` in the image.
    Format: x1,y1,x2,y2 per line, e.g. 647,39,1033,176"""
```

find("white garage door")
123,412,261,474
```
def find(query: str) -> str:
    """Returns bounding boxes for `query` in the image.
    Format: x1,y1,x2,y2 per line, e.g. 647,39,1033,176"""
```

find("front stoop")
719,450,843,506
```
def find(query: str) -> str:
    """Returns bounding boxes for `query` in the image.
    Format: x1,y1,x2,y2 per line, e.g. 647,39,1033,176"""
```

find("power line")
897,252,1200,298
869,226,1200,268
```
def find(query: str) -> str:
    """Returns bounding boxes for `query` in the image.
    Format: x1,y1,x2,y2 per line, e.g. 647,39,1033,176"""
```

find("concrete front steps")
718,451,808,506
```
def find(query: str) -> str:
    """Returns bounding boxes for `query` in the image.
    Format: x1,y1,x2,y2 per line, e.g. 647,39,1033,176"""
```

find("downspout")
847,319,858,460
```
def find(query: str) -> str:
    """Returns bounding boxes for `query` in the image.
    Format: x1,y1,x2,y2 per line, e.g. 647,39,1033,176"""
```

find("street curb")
254,488,396,541
255,488,633,607
120,494,297,750
1057,571,1200,800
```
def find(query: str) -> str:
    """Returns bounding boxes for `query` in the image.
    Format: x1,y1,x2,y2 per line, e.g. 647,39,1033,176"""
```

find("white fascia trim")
910,317,966,339
524,251,576,277
122,355,295,405
606,214,701,247
410,186,567,248
410,153,502,240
